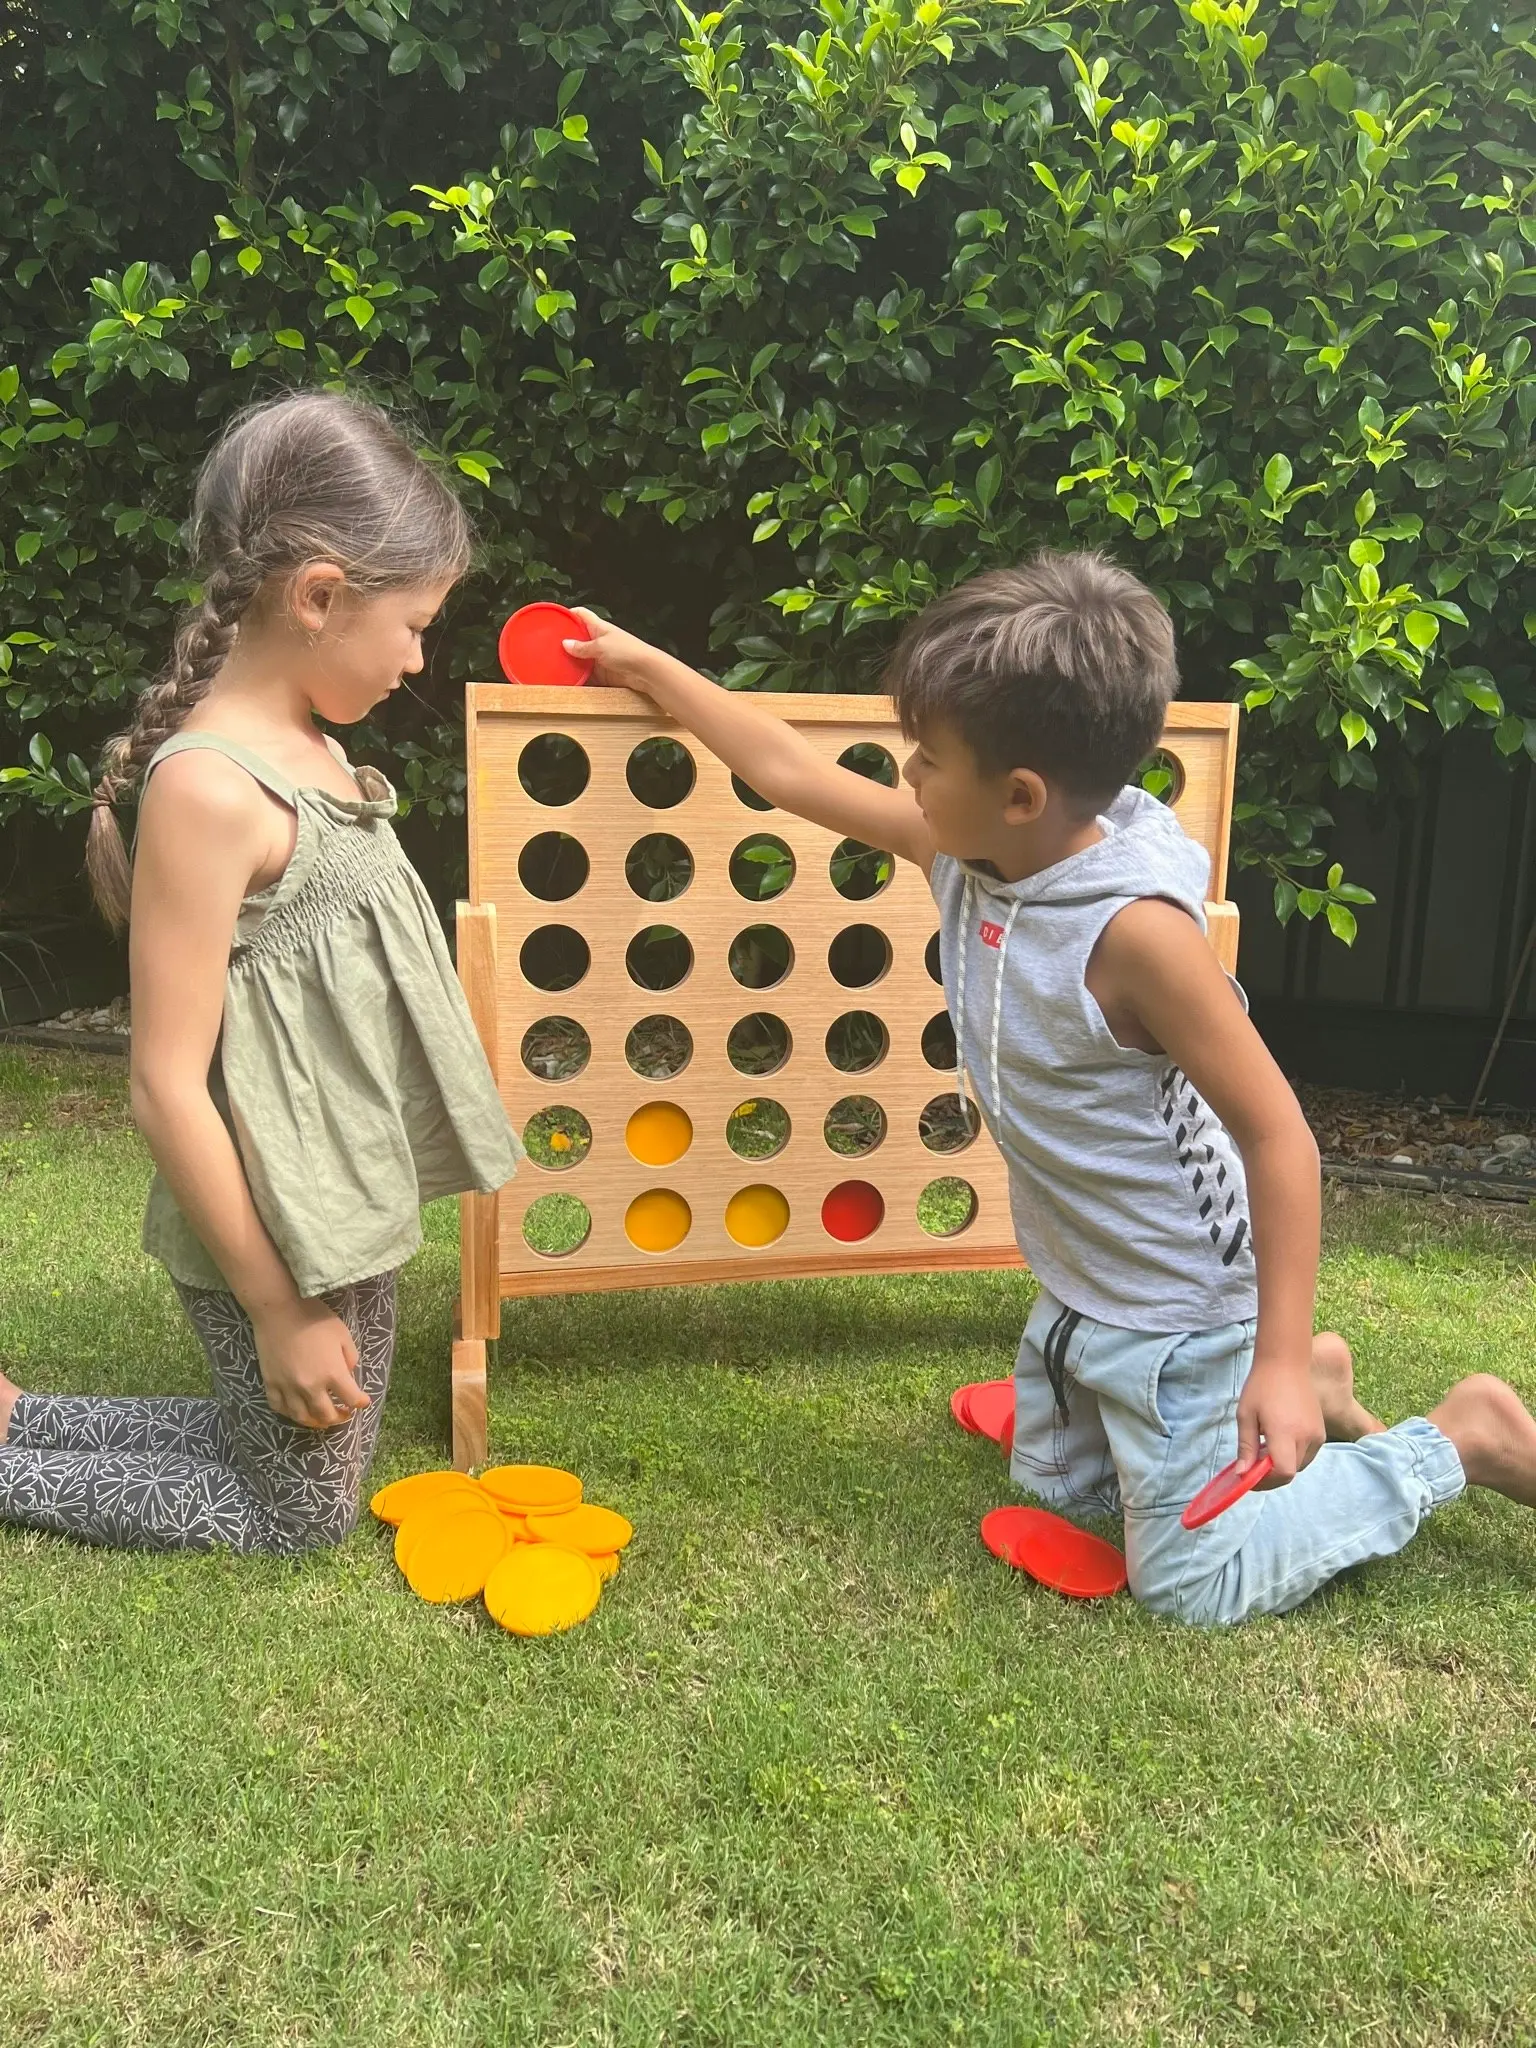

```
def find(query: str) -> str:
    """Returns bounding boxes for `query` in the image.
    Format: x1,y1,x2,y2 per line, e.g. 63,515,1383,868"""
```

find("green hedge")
2,0,1533,937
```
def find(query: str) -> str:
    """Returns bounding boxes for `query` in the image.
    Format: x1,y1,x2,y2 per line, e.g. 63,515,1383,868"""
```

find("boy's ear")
1001,765,1049,826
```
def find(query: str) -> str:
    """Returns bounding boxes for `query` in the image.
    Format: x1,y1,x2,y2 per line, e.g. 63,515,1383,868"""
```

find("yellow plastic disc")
370,1470,485,1526
484,1544,602,1636
404,1510,510,1604
725,1183,790,1248
526,1503,634,1555
625,1101,693,1167
625,1188,691,1253
479,1464,583,1513
593,1551,620,1584
394,1496,504,1576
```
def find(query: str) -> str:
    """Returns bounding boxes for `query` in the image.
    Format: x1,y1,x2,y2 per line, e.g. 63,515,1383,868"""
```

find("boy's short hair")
885,551,1179,802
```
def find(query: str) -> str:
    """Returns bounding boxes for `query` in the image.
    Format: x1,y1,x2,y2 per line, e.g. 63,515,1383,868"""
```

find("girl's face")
300,575,458,725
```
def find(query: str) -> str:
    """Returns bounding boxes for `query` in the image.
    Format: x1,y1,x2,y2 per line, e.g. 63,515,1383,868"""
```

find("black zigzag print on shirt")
1159,1066,1252,1269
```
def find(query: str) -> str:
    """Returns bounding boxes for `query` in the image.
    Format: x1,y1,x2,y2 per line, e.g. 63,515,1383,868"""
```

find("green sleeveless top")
139,732,522,1296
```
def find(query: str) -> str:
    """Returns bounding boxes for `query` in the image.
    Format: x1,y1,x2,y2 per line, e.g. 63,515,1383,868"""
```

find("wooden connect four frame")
448,684,1240,1466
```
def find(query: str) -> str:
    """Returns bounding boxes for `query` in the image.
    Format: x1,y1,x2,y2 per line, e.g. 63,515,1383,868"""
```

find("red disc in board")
963,1380,1014,1445
498,603,592,687
1010,1509,1127,1600
950,1386,979,1434
1181,1452,1274,1531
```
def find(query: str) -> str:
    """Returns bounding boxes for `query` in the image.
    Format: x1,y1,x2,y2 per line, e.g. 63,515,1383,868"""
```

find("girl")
0,391,519,1553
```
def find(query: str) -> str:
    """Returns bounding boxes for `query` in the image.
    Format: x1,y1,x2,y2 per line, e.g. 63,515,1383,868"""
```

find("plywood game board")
447,684,1240,1466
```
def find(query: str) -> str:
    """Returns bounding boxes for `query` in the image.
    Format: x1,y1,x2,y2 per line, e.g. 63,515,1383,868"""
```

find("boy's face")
902,718,1029,861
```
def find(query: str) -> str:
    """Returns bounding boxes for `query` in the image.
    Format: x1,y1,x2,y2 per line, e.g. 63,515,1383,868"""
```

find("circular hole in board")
518,733,590,807
828,924,891,989
732,773,773,812
626,1014,693,1080
523,1193,592,1257
726,1098,790,1160
521,925,590,992
625,1188,692,1253
925,932,943,985
922,1011,958,1071
918,1177,978,1238
730,834,795,902
729,925,794,990
822,1179,885,1243
626,1101,693,1167
521,1015,590,1083
626,737,696,809
825,1010,889,1074
523,1104,592,1171
627,926,693,990
1136,748,1186,806
626,833,694,902
518,831,589,902
920,1093,981,1155
727,1013,792,1076
837,742,898,787
824,1094,886,1158
830,838,893,901
725,1184,790,1248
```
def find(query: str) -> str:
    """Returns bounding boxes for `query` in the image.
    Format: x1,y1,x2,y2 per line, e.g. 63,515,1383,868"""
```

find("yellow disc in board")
403,1509,510,1603
625,1101,694,1167
370,1470,484,1527
484,1544,602,1636
527,1503,634,1555
479,1464,583,1513
625,1188,691,1253
725,1183,790,1248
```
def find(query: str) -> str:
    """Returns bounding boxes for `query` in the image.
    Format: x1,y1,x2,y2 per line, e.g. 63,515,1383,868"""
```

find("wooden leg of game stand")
453,902,502,1471
1206,900,1240,977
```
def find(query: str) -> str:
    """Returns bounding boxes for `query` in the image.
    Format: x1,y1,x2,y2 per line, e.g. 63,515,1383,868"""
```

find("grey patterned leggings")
0,1272,396,1555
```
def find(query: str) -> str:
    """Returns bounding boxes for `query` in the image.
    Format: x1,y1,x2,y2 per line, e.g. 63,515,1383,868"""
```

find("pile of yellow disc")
369,1463,632,1635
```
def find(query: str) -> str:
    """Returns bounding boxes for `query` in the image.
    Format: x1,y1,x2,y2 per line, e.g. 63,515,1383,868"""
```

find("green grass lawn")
2,1047,1536,2048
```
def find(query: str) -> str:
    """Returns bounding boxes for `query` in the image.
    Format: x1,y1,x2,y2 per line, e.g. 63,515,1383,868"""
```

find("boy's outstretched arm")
565,613,935,873
1089,898,1325,1487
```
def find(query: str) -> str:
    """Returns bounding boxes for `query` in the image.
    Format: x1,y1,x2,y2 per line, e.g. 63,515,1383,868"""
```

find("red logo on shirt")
979,919,1004,949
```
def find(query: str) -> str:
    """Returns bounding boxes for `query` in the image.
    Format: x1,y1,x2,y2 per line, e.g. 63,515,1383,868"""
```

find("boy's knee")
1128,1552,1248,1628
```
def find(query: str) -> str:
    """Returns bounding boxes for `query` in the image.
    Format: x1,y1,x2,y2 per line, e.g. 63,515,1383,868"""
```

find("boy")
567,553,1536,1624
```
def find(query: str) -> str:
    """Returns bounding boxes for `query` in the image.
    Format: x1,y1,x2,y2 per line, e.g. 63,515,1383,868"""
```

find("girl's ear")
289,560,347,635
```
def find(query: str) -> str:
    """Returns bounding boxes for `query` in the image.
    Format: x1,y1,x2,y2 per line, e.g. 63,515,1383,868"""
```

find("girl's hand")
253,1299,371,1429
562,610,669,694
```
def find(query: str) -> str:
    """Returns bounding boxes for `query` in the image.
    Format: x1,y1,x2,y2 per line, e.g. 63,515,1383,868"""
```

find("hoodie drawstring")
954,872,973,1117
953,873,1019,1144
988,898,1021,1139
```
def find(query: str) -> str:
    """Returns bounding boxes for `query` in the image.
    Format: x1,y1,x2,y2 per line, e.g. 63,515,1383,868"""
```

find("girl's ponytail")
86,559,259,929
86,390,471,929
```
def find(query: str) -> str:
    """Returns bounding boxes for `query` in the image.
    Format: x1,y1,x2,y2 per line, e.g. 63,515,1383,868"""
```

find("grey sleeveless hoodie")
930,787,1258,1333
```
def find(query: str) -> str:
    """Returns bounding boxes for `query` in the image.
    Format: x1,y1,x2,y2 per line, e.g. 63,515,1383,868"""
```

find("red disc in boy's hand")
498,603,593,687
1181,1452,1274,1530
980,1505,1127,1600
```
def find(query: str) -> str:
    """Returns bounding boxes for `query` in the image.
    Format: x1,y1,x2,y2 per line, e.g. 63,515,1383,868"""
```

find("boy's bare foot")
0,1369,22,1444
1429,1374,1536,1508
1310,1332,1384,1441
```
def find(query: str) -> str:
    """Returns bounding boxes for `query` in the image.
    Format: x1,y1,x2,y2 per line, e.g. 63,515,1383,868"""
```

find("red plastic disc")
950,1385,979,1434
981,1505,1127,1600
497,603,592,687
821,1179,884,1242
964,1380,1014,1445
1181,1452,1274,1531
